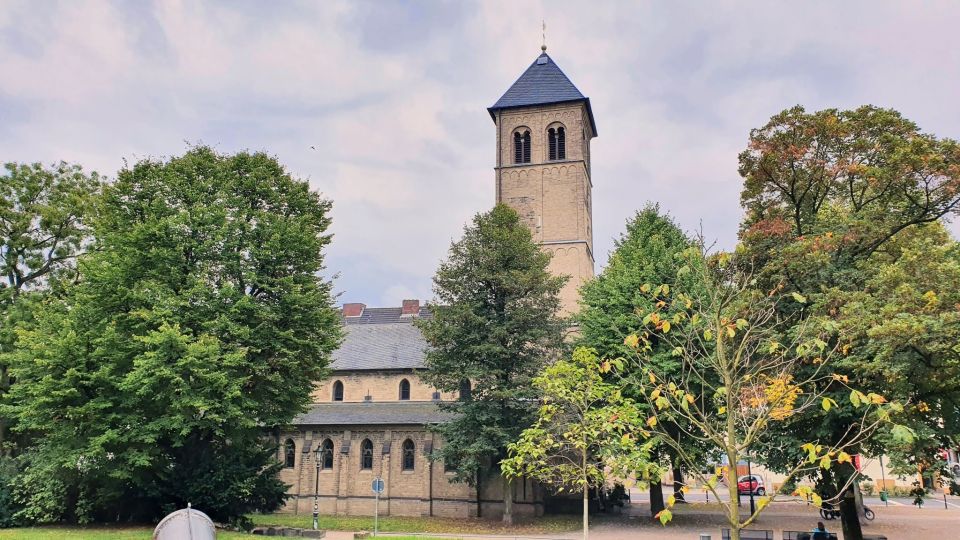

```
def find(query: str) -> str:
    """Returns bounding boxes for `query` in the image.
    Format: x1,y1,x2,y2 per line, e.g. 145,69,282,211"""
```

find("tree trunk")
582,451,589,540
476,473,482,518
502,476,513,524
649,480,665,517
672,460,685,503
839,486,863,540
582,484,589,540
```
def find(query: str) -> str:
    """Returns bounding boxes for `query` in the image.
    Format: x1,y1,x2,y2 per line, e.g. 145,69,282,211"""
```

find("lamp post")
313,445,321,530
746,458,756,515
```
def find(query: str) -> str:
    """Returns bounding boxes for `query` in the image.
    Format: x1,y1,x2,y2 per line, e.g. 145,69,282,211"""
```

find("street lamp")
313,444,321,530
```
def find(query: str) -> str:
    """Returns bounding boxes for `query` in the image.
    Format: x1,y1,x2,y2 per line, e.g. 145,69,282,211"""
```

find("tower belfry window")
549,126,566,160
514,130,531,164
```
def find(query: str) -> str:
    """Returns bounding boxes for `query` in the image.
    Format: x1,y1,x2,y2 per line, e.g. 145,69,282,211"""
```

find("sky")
2,0,959,307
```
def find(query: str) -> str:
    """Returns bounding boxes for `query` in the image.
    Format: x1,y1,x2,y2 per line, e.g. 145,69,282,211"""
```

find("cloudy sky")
2,1,959,307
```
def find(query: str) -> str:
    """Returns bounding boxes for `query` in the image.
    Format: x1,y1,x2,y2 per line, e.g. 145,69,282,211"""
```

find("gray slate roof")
294,401,451,426
488,52,597,136
331,306,432,371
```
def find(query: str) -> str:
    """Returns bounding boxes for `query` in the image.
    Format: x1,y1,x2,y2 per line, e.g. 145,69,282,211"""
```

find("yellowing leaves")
624,334,640,349
837,451,852,464
655,508,673,525
646,416,658,428
661,321,671,333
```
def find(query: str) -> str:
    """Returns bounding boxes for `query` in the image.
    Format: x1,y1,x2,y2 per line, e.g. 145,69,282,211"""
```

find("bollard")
945,493,949,510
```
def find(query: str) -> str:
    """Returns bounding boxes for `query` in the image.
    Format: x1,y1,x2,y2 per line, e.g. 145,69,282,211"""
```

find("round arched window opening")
332,380,344,402
399,379,411,400
402,439,416,471
360,439,374,470
283,439,296,468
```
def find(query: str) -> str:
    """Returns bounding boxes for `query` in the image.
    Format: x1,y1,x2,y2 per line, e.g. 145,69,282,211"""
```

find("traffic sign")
372,477,385,494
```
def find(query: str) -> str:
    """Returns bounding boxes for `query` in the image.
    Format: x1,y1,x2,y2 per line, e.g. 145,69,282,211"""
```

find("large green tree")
0,162,101,453
7,147,342,526
737,105,960,538
418,203,566,524
576,205,695,514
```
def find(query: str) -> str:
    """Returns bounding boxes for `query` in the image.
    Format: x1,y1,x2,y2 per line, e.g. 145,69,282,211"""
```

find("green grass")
249,513,579,534
0,528,460,540
0,526,255,539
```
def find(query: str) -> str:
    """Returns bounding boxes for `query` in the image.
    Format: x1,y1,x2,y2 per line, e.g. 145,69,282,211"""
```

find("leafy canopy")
7,147,342,525
418,204,566,489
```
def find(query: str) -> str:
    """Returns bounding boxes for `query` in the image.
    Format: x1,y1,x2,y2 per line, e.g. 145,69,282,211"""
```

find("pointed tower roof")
488,52,597,136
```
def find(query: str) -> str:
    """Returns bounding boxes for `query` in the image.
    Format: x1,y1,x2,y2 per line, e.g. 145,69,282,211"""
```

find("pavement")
316,494,960,539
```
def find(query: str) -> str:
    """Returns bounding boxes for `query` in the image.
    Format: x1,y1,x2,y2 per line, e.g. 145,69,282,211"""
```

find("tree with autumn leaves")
615,244,905,540
736,105,960,538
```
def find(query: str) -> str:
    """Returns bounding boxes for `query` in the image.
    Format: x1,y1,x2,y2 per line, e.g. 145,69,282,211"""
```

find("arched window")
320,438,334,470
513,129,531,164
399,379,411,401
459,379,472,401
360,439,374,470
402,439,416,471
283,439,296,468
548,126,566,160
332,380,343,402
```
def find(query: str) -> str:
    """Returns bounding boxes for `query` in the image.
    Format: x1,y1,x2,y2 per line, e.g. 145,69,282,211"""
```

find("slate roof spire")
488,51,597,136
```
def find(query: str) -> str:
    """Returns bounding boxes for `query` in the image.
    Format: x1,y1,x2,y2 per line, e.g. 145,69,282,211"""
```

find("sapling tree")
501,347,656,540
615,245,907,540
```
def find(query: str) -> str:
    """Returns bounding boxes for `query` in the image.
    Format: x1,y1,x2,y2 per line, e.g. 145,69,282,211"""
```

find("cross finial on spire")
541,20,547,52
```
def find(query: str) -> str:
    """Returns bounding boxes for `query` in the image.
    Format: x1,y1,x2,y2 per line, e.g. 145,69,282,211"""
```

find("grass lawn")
0,527,255,539
249,513,580,534
0,528,459,540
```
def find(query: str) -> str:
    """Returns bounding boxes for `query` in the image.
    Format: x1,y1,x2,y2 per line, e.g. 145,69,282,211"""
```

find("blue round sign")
371,477,385,494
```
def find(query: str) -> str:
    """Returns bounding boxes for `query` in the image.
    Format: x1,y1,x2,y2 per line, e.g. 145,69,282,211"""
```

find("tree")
502,347,655,540
0,162,101,452
616,245,901,540
418,203,566,524
7,147,342,526
737,105,960,538
576,205,696,514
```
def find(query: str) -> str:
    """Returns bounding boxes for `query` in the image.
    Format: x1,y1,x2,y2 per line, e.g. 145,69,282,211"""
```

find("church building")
277,47,597,518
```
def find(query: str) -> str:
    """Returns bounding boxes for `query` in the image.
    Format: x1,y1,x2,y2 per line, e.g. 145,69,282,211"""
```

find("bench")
722,529,774,540
783,532,837,540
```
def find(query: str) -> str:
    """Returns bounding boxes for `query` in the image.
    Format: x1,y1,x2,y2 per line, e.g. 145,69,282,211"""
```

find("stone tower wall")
494,102,595,314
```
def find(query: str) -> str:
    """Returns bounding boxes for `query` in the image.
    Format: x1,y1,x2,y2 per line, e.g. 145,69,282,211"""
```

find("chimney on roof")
401,299,420,317
343,303,365,317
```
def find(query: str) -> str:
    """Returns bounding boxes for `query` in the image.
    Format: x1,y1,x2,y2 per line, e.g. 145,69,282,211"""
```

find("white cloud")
1,0,958,307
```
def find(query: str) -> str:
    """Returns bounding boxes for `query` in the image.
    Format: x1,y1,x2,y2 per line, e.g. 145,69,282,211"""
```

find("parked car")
737,474,766,495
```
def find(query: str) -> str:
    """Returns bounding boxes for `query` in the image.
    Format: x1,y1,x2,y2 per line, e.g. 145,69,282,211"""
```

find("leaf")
819,456,831,470
792,292,807,303
735,318,748,330
666,494,676,507
850,390,862,408
650,388,661,400
757,496,770,510
649,372,657,384
704,329,713,341
837,451,852,464
656,509,673,525
623,334,640,349
640,283,651,293
822,398,832,412
671,346,683,357
717,406,726,415
655,396,670,410
726,326,735,338
811,493,823,507
891,424,915,443
661,321,671,333
646,416,658,427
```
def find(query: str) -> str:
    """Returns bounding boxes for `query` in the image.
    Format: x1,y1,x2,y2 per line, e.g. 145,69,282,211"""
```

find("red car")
737,475,765,496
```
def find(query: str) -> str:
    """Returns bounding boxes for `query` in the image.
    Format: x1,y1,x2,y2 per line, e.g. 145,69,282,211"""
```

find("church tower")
488,48,597,315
